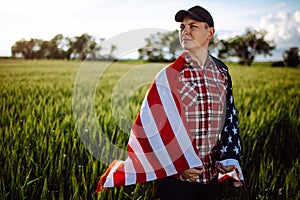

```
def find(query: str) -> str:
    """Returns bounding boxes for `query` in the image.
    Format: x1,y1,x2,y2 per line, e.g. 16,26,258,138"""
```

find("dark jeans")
157,177,219,200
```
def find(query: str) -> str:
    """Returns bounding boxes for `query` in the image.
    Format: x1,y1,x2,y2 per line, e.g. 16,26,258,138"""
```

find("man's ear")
208,27,215,40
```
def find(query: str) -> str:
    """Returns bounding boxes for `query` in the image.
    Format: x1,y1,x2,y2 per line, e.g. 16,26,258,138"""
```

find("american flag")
96,53,243,192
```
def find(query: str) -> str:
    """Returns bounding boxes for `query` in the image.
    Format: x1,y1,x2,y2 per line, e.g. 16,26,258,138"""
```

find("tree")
106,44,117,60
162,30,182,60
37,40,51,59
283,47,300,67
216,39,232,61
34,34,70,59
72,33,97,60
11,38,43,59
218,29,276,66
47,34,71,59
138,30,182,62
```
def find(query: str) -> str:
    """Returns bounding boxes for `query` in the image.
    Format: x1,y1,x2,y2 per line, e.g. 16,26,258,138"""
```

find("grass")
0,59,299,199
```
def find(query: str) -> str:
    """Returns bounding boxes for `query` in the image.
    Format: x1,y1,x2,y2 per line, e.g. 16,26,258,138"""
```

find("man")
156,5,243,200
96,5,243,200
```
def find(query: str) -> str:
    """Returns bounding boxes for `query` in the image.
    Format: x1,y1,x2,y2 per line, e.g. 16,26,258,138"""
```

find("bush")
271,61,285,67
283,47,300,67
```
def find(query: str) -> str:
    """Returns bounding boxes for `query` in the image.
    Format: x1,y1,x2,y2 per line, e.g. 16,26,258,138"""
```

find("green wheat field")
0,59,299,200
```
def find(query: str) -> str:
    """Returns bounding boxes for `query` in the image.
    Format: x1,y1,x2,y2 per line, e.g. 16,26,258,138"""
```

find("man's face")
179,16,214,52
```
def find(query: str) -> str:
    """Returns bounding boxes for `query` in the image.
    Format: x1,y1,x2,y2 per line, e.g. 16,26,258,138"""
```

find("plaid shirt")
176,53,228,184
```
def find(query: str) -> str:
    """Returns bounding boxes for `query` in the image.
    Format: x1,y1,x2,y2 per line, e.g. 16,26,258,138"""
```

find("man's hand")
181,167,204,182
216,162,243,187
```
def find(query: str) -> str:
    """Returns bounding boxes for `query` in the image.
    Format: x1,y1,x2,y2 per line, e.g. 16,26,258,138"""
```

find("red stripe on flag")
96,160,120,192
147,83,173,145
165,59,200,164
132,115,154,153
127,145,147,183
113,163,125,186
131,109,167,178
147,83,190,173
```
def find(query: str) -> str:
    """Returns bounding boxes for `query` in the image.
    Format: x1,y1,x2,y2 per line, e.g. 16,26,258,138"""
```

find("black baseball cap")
175,6,214,27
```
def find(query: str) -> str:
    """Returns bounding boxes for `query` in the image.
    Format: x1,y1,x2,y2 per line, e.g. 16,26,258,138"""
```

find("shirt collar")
184,52,228,74
184,52,210,68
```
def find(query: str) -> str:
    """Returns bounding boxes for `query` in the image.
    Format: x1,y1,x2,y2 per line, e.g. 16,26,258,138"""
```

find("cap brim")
175,10,188,22
175,10,206,23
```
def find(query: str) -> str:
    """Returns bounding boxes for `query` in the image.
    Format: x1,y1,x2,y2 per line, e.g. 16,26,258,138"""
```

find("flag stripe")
124,158,137,185
103,160,123,188
131,102,168,179
127,145,147,183
113,162,125,186
141,99,177,176
128,132,157,180
147,82,190,171
156,69,203,168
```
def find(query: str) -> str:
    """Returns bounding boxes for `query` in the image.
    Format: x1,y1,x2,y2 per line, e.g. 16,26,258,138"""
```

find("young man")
97,5,243,200
156,5,243,200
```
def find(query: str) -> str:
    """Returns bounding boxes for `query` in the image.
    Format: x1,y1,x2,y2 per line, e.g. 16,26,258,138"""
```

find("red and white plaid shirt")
176,53,228,184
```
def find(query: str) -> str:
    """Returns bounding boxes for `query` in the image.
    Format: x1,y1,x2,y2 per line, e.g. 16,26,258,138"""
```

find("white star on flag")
228,135,232,143
233,146,239,155
221,146,227,155
224,126,228,132
232,108,236,115
232,126,238,135
228,114,233,123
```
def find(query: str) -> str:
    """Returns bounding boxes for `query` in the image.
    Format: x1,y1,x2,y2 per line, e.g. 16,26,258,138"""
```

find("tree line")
11,33,116,61
11,29,299,67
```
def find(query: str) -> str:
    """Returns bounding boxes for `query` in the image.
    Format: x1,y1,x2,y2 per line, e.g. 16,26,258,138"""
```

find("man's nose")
181,27,190,36
183,27,190,35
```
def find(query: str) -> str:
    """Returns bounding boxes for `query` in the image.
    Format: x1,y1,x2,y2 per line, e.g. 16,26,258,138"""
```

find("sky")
1,0,300,61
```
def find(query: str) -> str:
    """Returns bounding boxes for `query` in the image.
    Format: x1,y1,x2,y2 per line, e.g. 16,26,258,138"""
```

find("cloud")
258,9,300,49
276,2,286,8
294,10,300,36
295,10,300,23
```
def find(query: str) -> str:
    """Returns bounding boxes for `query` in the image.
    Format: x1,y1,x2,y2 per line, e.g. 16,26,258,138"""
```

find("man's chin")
181,43,193,51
